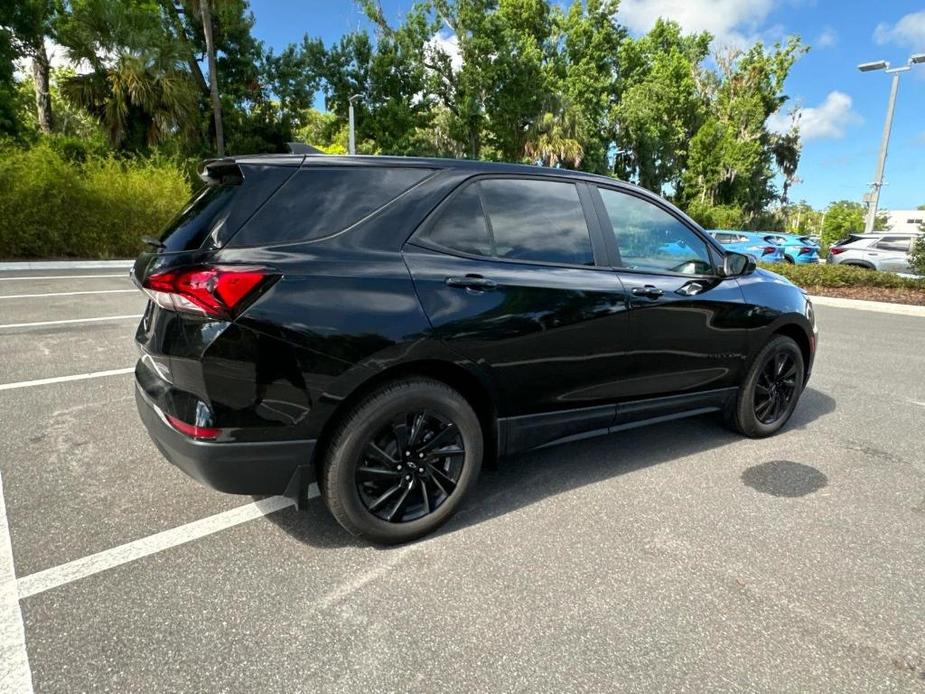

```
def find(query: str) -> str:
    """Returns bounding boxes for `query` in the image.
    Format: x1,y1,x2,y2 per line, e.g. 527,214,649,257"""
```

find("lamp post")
348,94,361,155
857,54,925,233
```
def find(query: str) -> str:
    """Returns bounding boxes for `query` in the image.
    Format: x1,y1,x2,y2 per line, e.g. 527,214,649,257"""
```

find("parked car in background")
761,233,821,264
133,155,817,544
707,230,787,263
826,232,923,273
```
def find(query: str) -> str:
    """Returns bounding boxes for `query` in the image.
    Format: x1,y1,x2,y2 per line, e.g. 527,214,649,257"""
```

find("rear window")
230,166,433,247
157,164,295,252
833,235,863,247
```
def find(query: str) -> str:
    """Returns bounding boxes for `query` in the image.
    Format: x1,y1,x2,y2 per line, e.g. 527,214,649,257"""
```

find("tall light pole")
348,94,361,155
858,54,925,233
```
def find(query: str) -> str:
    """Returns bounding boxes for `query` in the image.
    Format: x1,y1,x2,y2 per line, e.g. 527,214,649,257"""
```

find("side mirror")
723,251,757,277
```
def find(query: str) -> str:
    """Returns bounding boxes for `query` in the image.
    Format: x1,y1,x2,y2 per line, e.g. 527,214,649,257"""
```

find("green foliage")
909,237,925,276
0,142,190,258
761,262,925,290
820,200,864,246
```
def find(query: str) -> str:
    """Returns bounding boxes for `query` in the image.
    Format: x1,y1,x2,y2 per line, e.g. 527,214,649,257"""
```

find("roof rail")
287,142,325,155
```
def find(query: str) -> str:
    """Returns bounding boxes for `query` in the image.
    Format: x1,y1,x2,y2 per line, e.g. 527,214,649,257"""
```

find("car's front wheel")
321,378,483,544
727,335,804,438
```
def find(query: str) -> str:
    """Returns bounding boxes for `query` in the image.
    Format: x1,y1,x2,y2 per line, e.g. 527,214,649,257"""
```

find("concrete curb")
810,295,925,318
0,260,133,271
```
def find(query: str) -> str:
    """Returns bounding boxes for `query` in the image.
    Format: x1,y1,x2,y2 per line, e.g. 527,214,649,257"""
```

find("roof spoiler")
198,159,244,185
287,142,325,155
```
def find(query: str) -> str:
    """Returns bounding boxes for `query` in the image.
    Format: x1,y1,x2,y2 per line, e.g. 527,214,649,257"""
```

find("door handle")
445,274,498,291
631,285,664,299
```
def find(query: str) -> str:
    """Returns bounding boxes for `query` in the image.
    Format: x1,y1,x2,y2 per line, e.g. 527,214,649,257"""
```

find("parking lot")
1,268,923,692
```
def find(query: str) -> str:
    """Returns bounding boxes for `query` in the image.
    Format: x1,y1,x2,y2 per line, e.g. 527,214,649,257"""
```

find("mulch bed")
804,286,925,306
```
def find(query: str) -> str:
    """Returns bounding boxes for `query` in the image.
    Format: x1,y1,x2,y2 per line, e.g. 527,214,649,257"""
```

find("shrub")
910,236,925,277
0,142,190,258
759,262,925,290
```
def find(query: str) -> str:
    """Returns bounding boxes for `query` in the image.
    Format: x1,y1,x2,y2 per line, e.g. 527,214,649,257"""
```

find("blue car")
706,230,787,263
759,233,821,264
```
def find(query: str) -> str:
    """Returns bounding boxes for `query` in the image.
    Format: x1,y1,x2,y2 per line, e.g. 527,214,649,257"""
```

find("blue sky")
248,0,925,211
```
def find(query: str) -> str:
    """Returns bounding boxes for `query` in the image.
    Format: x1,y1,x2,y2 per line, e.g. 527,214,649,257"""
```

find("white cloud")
874,10,925,47
767,91,862,141
815,27,837,48
426,32,462,73
616,0,776,47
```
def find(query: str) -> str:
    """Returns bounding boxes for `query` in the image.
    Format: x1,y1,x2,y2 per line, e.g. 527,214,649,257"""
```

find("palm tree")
193,0,224,156
524,101,585,169
62,51,198,149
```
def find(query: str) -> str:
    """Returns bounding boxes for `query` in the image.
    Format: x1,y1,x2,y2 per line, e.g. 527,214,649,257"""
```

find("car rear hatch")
132,159,297,440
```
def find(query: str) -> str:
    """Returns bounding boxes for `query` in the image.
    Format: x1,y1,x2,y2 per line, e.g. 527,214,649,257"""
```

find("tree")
820,201,864,246
195,0,224,155
4,0,62,133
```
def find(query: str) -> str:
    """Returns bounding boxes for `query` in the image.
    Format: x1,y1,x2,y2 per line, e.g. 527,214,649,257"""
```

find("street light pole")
858,54,925,233
348,94,361,155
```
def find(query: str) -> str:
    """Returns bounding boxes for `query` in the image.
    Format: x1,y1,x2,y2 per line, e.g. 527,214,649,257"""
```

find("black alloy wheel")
321,378,483,544
753,350,798,425
356,411,465,523
726,334,805,438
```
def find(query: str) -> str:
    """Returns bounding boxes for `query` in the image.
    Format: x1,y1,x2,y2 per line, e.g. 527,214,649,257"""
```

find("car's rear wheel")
726,335,804,438
784,255,795,264
321,378,483,544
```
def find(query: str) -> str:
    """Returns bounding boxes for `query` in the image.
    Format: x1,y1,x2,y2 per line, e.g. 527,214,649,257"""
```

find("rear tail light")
829,247,847,255
799,247,813,255
761,247,777,256
142,266,275,319
165,414,221,440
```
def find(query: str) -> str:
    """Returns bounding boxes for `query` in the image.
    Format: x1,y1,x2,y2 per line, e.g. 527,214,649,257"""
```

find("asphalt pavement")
1,268,923,692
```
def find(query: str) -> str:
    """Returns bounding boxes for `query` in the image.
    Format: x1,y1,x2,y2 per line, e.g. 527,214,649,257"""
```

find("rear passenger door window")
874,236,912,253
418,178,596,267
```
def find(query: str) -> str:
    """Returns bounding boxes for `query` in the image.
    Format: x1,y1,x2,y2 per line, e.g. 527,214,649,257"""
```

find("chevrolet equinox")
132,155,817,544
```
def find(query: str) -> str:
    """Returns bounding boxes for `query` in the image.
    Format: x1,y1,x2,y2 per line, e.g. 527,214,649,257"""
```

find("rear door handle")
445,275,498,291
631,285,664,299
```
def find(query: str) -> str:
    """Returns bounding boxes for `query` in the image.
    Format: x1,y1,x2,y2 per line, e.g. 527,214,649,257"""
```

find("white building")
882,209,925,234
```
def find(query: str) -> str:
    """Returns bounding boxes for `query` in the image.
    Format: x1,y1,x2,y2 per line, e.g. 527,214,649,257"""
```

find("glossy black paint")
132,154,816,498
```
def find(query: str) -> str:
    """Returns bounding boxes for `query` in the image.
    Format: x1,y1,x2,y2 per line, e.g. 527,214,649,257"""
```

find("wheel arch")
311,359,500,483
841,260,875,270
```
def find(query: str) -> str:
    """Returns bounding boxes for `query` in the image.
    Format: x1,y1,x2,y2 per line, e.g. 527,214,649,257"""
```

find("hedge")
0,142,191,259
759,262,925,290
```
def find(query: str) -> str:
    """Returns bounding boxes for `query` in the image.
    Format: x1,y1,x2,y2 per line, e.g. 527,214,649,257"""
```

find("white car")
827,232,923,273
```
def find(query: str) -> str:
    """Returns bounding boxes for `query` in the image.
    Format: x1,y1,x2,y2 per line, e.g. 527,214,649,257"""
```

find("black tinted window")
599,188,712,275
159,184,238,252
479,179,593,265
426,185,493,256
232,166,432,246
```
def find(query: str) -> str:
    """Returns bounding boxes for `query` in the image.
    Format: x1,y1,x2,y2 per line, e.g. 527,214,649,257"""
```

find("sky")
247,0,925,211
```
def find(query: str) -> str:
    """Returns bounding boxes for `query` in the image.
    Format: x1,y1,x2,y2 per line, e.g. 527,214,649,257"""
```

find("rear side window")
419,178,595,266
231,166,432,246
874,236,912,252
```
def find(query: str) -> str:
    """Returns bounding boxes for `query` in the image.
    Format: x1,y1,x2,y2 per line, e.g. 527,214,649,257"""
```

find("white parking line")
17,488,318,599
0,472,34,692
0,274,126,281
0,315,142,330
0,368,135,392
0,290,136,300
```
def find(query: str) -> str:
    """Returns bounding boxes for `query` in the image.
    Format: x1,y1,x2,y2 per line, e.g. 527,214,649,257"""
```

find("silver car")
827,232,923,273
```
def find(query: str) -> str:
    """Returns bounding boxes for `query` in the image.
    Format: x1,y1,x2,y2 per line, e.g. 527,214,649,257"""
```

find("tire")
320,378,483,544
784,255,795,264
726,335,804,438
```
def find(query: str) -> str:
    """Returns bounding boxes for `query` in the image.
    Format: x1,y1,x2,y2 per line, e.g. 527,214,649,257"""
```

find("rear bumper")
135,384,315,495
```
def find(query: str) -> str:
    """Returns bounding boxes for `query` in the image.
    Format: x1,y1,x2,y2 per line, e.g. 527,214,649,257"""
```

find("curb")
0,260,133,271
810,295,925,318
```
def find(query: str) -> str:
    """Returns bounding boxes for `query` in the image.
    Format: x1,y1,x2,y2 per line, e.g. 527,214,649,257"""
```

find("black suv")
133,155,817,543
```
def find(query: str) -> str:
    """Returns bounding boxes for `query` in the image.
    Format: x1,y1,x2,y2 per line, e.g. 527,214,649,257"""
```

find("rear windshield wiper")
142,235,166,250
